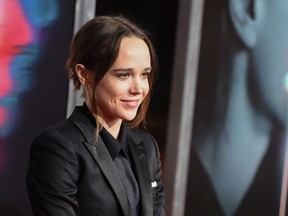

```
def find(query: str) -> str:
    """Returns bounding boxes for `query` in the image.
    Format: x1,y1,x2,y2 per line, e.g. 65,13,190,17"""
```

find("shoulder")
32,119,83,150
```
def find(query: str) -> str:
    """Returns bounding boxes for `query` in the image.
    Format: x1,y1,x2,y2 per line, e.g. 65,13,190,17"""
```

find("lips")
121,99,140,108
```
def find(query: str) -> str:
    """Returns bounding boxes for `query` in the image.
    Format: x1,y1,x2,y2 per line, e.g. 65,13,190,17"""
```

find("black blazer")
26,106,165,216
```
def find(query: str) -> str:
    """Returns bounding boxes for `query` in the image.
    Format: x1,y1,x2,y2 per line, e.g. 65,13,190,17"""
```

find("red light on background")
0,0,32,97
0,107,5,126
0,0,32,170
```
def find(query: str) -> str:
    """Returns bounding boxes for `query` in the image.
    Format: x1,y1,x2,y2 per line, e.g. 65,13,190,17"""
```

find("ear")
228,0,264,48
75,64,89,86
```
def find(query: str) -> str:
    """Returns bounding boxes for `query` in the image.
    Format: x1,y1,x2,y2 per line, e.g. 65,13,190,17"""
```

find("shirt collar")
99,123,131,162
80,102,97,127
80,102,131,161
118,124,131,162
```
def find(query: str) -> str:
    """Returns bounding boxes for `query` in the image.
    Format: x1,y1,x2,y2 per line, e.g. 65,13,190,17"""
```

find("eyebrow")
111,67,152,72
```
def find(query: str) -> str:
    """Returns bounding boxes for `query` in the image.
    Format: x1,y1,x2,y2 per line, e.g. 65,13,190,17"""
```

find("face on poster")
0,0,59,168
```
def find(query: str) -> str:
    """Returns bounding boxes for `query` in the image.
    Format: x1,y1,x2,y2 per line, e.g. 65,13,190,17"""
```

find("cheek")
143,81,150,97
97,84,126,104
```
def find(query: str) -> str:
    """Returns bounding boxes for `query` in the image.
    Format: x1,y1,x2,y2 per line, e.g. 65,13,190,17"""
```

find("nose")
129,77,143,95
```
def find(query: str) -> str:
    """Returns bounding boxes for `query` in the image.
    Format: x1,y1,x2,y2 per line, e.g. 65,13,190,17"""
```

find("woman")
26,15,165,216
186,0,288,215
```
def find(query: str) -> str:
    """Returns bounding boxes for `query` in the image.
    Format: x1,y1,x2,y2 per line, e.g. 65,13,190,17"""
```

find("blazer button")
139,153,145,159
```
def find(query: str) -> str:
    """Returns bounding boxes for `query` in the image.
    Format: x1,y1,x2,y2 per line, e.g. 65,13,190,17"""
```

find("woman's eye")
117,73,130,79
141,72,150,78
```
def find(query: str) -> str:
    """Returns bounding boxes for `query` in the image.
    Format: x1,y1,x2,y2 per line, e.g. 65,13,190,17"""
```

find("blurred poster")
0,0,75,215
185,0,288,215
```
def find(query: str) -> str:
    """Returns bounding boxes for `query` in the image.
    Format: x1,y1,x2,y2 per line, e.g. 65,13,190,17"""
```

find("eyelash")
141,72,150,78
116,72,150,79
117,73,130,79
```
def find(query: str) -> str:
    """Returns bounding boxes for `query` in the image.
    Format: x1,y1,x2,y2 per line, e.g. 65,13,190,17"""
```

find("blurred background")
1,0,288,216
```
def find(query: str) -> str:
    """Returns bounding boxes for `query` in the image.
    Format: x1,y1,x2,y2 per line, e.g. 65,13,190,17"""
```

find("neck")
192,40,288,214
194,50,272,216
85,100,122,138
223,50,272,143
97,116,122,139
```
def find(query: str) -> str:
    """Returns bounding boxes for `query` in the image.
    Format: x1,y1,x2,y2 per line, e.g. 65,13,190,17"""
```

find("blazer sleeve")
26,129,79,216
147,134,166,216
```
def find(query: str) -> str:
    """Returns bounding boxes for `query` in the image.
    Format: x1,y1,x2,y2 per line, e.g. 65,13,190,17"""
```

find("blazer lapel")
127,130,153,216
69,108,129,216
83,139,130,216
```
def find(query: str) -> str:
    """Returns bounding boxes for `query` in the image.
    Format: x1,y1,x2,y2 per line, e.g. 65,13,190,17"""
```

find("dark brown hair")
66,15,158,129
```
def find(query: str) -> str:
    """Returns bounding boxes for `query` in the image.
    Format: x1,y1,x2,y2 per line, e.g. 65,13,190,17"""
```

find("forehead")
112,37,151,66
119,37,149,53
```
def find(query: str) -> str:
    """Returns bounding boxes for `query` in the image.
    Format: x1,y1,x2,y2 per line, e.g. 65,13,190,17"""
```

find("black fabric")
81,102,97,127
115,153,140,216
100,126,140,216
26,104,166,216
99,127,121,161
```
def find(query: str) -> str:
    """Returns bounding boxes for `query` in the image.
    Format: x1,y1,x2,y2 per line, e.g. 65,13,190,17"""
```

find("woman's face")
250,0,288,125
95,37,151,124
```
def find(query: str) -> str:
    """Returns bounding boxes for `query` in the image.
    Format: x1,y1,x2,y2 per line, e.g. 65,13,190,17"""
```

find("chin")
122,115,137,122
124,117,136,122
